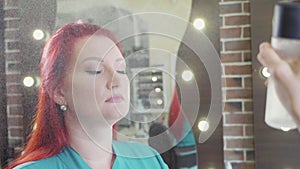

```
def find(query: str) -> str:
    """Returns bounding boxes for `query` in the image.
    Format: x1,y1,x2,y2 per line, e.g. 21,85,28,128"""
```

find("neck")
65,113,114,169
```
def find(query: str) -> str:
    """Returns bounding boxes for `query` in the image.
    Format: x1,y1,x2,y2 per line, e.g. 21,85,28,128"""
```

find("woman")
8,22,168,169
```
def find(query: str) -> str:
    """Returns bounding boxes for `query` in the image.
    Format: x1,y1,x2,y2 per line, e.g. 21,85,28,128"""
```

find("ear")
53,85,66,106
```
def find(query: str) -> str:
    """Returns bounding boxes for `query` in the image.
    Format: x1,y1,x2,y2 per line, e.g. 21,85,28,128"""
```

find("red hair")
7,22,122,169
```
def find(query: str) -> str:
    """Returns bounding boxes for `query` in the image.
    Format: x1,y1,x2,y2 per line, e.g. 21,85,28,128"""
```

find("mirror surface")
1,0,224,168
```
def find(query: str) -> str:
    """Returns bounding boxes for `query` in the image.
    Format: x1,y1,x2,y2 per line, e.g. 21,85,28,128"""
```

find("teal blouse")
14,141,169,169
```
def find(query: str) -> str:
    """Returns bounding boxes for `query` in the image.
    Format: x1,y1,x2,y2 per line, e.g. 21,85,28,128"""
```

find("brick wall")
220,0,254,169
4,0,24,152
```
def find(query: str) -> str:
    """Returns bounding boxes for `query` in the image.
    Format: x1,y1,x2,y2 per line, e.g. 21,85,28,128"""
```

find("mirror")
1,0,223,168
55,1,198,168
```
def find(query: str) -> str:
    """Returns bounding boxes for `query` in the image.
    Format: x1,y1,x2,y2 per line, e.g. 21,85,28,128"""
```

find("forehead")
72,35,121,62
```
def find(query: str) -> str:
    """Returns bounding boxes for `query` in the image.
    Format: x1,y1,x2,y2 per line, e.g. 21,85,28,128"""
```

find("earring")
60,105,67,111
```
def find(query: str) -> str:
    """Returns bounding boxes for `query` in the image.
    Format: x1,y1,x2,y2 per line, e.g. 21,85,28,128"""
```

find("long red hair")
7,22,121,168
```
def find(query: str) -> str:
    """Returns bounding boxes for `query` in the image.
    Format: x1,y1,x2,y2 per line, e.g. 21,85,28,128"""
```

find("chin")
105,111,128,124
106,116,123,126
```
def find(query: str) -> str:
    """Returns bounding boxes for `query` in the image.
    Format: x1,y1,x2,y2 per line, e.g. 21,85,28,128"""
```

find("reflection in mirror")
1,0,223,168
55,1,199,168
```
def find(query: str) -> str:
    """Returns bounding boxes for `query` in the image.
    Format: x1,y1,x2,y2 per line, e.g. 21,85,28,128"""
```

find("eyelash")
85,70,126,75
86,70,102,74
117,70,127,74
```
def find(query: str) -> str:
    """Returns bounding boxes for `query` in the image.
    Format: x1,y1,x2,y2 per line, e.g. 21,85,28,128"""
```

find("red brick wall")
4,0,24,151
220,0,254,169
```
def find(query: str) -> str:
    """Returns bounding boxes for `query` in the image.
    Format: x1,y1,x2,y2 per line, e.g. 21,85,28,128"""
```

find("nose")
106,68,120,90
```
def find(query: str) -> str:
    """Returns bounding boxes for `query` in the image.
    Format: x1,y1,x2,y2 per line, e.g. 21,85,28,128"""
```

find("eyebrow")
81,57,125,63
81,57,103,63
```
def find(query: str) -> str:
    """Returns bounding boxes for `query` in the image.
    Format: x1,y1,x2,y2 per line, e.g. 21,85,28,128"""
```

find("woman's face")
61,35,130,126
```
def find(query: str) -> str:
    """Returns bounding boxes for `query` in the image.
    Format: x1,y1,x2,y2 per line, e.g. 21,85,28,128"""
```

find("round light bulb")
193,18,206,30
156,99,163,105
182,70,193,81
152,76,158,82
198,120,209,132
261,67,271,78
23,76,35,87
33,29,45,40
155,87,161,92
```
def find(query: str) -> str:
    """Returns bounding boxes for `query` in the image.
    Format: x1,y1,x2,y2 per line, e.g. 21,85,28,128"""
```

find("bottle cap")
273,1,300,39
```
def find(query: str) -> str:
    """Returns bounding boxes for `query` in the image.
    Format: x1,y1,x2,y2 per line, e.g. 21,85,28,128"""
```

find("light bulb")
193,18,206,30
157,99,163,105
33,29,45,40
152,76,158,82
261,67,271,78
155,87,161,92
182,70,193,81
198,120,209,132
23,76,35,87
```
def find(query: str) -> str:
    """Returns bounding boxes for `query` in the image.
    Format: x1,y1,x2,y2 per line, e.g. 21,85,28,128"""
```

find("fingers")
257,42,272,67
257,42,293,80
257,42,295,95
257,42,285,74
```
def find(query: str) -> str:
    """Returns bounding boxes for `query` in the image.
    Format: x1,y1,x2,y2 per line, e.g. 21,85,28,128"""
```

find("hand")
257,42,300,125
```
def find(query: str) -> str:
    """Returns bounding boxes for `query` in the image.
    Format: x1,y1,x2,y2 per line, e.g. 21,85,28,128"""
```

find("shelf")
130,67,167,114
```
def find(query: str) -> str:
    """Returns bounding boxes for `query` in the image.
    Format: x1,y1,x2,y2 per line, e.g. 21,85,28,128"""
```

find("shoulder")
12,147,75,169
13,162,37,169
13,156,64,169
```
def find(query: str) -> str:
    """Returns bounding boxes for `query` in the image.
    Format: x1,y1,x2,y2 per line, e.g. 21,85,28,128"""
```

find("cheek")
124,76,130,87
68,76,99,108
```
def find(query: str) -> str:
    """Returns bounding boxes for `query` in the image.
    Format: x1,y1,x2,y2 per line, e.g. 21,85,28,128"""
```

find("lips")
105,95,124,103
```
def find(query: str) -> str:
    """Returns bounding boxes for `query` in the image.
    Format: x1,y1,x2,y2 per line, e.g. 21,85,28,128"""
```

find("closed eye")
85,70,102,74
116,70,127,74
